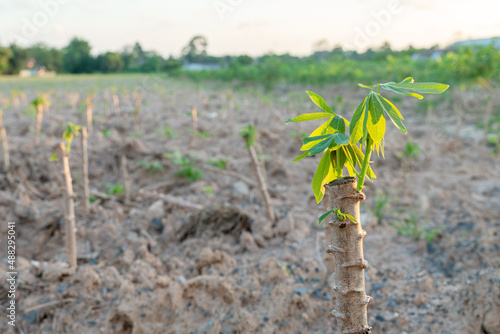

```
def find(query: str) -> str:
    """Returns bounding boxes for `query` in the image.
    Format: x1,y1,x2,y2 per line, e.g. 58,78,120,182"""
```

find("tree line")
0,38,184,75
1,35,499,87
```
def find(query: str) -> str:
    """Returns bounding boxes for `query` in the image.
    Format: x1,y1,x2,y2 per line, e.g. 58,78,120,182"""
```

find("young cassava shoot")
32,95,50,145
51,122,83,269
285,77,449,333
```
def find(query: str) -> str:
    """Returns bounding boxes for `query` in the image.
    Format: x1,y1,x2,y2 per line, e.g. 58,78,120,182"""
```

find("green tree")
0,47,13,74
96,52,124,73
63,38,94,73
164,56,183,72
28,43,63,72
7,44,28,74
181,35,208,63
237,55,253,65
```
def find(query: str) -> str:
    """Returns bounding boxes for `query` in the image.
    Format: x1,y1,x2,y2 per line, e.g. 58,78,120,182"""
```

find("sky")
1,0,499,57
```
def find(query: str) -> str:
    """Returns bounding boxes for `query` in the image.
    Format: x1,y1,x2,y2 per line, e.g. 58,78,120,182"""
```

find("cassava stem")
86,99,93,135
112,94,120,114
0,109,9,171
81,127,90,214
325,177,372,334
133,93,142,135
58,143,77,268
34,104,43,145
191,105,198,145
121,155,131,203
249,145,275,222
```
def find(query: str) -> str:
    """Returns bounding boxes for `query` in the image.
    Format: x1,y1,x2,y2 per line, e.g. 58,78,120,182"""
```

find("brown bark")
121,155,131,203
133,93,142,134
86,103,93,135
81,127,90,214
112,94,120,114
58,143,77,268
0,109,9,171
191,105,198,146
325,177,372,334
249,146,275,222
35,105,43,145
0,126,9,171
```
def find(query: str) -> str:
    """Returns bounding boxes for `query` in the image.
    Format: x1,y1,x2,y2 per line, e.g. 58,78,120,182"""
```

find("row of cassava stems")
1,89,276,274
0,90,142,270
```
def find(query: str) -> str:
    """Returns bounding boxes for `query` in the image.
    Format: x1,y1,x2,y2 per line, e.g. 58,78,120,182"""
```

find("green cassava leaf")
308,135,335,155
306,91,335,114
343,213,358,223
332,132,349,146
335,147,347,176
330,115,347,133
367,94,386,145
303,134,332,144
284,112,333,124
380,84,424,99
349,96,368,144
300,118,333,151
388,82,450,94
312,150,335,203
358,83,373,89
373,94,407,134
292,151,309,162
401,77,414,83
49,152,58,162
318,209,334,224
361,95,371,145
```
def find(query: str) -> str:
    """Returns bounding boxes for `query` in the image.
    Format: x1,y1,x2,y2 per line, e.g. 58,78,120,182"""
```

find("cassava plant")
31,95,50,145
240,124,275,222
80,127,90,213
133,92,143,135
51,122,83,269
0,109,10,171
84,95,94,135
285,78,449,333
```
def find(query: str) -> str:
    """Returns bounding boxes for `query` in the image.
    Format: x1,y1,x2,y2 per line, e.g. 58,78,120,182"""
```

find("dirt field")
0,74,499,334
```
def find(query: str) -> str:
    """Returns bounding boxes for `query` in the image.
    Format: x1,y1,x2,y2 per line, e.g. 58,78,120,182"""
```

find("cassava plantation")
1,3,499,332
0,72,498,333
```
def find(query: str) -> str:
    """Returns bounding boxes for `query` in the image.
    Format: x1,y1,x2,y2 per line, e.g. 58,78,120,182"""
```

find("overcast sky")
1,0,499,57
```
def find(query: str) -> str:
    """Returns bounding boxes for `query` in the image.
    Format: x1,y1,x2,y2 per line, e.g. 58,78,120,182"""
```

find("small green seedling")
240,124,256,149
50,123,82,161
32,95,51,145
137,160,165,173
104,183,125,195
195,130,212,138
102,129,112,138
318,208,357,224
159,126,177,139
394,210,442,243
201,185,213,195
208,158,228,169
165,150,203,182
372,189,390,224
399,139,421,160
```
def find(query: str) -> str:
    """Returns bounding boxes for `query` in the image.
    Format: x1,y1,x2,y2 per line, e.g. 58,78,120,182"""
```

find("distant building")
411,49,447,61
451,37,500,49
412,37,500,60
19,58,56,77
19,66,56,77
182,63,221,71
